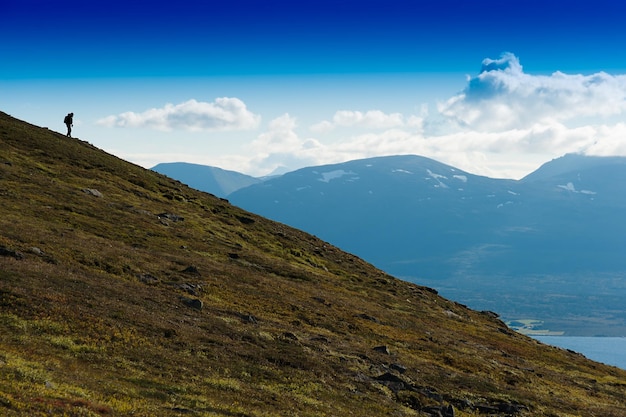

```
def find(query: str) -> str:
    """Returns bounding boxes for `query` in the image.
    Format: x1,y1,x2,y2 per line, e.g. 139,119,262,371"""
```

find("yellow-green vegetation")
1,110,626,416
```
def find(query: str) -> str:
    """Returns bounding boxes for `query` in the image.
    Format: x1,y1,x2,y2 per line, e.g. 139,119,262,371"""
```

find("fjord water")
535,336,626,369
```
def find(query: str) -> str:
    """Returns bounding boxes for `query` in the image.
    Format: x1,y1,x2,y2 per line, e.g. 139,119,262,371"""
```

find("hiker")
64,112,74,137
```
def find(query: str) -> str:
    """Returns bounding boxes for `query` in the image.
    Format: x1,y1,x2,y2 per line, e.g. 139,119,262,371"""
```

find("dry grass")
1,110,626,416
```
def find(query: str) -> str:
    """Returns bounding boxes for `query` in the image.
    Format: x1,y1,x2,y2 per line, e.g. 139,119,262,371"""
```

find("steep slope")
151,162,261,198
1,111,626,416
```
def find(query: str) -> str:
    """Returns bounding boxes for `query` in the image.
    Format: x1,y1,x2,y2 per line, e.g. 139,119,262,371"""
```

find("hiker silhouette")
64,112,74,137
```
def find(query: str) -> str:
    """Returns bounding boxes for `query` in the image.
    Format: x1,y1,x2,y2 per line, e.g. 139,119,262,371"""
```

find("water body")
535,336,626,370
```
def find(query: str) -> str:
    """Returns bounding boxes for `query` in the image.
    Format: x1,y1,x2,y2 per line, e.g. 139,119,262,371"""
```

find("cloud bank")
311,110,423,133
112,53,626,179
249,53,626,178
439,52,626,131
98,98,260,131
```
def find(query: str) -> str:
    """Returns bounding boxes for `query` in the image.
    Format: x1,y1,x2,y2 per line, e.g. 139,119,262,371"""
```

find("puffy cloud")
309,120,334,133
113,54,626,180
439,52,626,131
97,98,260,131
333,110,404,128
297,123,599,179
249,114,327,174
246,68,626,177
583,123,626,156
123,121,626,180
252,113,302,153
311,109,421,132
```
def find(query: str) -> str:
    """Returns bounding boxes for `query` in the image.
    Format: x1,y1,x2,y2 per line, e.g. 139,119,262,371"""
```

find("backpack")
64,115,70,124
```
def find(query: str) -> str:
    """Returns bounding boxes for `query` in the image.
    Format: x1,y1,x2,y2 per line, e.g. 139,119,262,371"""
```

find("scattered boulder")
498,327,514,336
282,332,299,341
157,212,184,226
180,297,203,311
375,372,406,392
157,212,184,222
444,310,462,320
236,215,255,225
181,265,200,275
82,188,103,198
241,314,258,324
422,404,455,417
170,407,195,414
137,273,159,285
175,282,202,296
163,328,177,338
373,345,390,355
0,247,23,260
481,310,500,319
310,335,329,343
357,313,379,323
475,404,499,414
390,363,407,374
29,247,44,256
497,402,528,414
312,296,332,307
423,287,438,295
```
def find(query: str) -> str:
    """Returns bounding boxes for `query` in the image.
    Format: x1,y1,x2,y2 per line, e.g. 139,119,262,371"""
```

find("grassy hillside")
1,111,625,416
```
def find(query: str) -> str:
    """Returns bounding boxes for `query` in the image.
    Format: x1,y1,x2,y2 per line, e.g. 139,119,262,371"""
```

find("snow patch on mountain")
426,169,449,188
317,170,358,183
427,169,447,181
393,169,413,175
453,175,467,182
558,182,596,195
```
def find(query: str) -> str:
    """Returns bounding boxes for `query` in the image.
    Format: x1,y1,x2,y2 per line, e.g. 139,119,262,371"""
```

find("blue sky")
4,0,626,178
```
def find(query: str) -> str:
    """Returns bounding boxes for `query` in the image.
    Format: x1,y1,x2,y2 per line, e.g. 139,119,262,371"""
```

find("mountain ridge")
151,162,262,198
2,111,626,416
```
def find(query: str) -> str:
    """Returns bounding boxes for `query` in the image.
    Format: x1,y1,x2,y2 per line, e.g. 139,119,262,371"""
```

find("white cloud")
439,52,626,131
110,54,626,180
333,110,404,128
311,109,421,132
309,120,334,133
97,98,260,131
583,123,626,156
252,113,302,153
248,114,327,175
121,121,626,180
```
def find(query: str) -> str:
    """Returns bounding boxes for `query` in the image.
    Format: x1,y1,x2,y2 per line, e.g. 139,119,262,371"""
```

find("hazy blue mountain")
151,162,261,198
228,154,626,335
521,153,626,183
229,155,518,273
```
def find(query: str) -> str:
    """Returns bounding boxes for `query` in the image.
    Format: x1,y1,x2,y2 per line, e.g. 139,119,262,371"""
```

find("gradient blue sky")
4,0,626,178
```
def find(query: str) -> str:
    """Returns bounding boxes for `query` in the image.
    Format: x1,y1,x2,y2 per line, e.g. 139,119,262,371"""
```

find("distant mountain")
521,153,626,183
151,162,261,198
228,154,626,335
230,154,518,273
